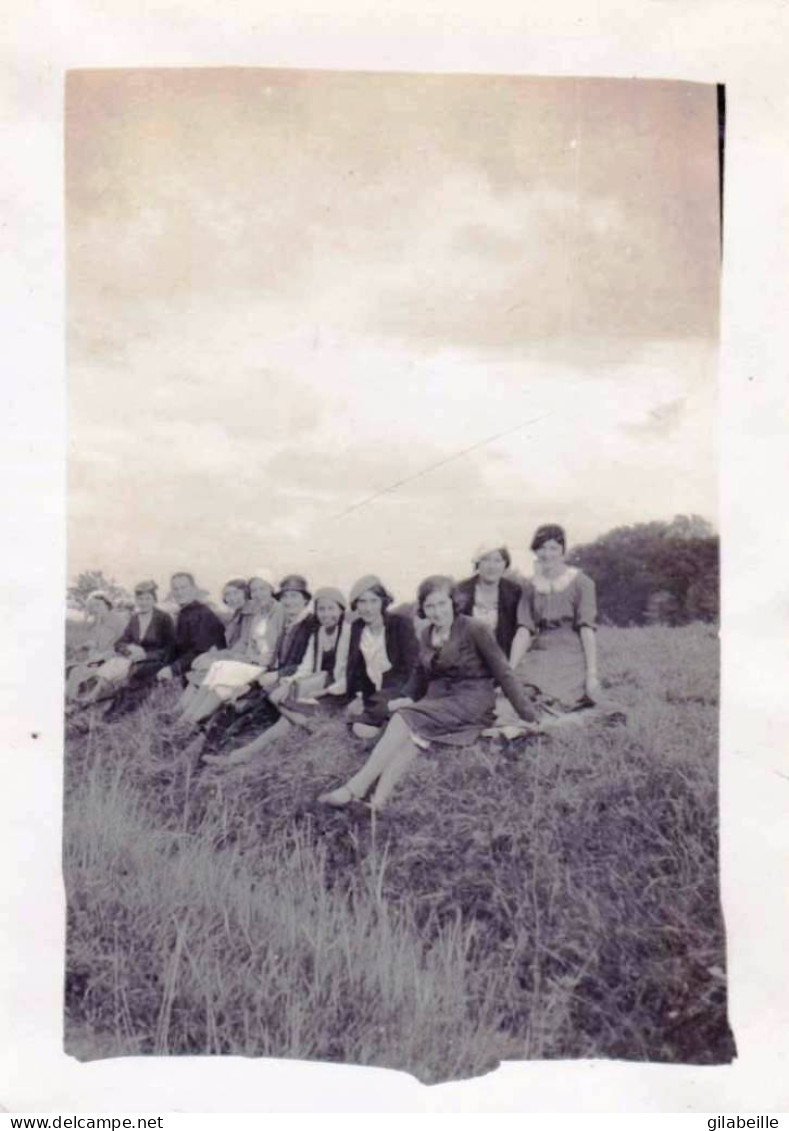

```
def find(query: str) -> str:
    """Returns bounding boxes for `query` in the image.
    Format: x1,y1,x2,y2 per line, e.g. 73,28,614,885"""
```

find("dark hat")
275,574,312,601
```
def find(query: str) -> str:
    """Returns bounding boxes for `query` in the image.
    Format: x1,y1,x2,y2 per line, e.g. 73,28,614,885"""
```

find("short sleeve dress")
515,566,597,709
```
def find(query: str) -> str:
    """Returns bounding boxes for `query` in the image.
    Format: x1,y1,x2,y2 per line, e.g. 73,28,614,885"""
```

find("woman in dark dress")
318,575,536,811
343,574,419,739
101,581,175,718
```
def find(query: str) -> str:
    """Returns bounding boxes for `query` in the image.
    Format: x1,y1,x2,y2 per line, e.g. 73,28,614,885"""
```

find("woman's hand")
585,673,601,703
387,697,415,713
156,666,173,682
126,644,146,662
257,671,280,691
268,682,291,705
346,697,364,718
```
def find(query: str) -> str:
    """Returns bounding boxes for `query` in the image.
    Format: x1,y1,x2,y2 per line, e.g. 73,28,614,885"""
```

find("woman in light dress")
65,591,126,706
82,580,175,713
203,586,351,767
491,524,600,735
195,574,318,762
175,573,284,726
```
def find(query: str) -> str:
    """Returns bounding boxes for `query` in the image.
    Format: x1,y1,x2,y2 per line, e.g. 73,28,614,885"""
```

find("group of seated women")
66,524,606,809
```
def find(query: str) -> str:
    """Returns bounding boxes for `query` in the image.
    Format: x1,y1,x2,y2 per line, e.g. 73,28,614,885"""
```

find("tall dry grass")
63,624,735,1082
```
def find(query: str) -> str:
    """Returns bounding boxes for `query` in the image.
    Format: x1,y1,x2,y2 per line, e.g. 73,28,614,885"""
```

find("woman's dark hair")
350,583,393,614
223,577,251,601
530,524,567,553
416,574,463,618
474,545,512,570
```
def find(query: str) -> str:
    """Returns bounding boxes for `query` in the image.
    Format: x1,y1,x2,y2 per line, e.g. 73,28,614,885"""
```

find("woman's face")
136,591,156,614
423,588,455,630
249,578,273,604
535,538,565,570
355,590,384,624
316,599,342,629
223,585,247,612
281,589,308,618
87,596,109,618
477,550,507,584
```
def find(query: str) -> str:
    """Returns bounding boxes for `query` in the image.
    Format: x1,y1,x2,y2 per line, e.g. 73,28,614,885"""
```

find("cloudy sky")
67,69,720,601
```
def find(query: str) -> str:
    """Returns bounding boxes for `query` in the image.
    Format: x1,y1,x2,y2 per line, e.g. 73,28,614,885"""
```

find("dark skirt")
358,687,408,728
103,659,166,719
396,677,497,747
200,688,280,755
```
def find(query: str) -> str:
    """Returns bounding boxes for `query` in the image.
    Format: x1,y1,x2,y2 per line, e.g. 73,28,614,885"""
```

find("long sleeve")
116,616,137,650
171,605,226,677
328,619,352,693
469,619,536,722
401,655,430,702
147,610,175,664
294,628,319,680
387,614,419,681
344,622,365,698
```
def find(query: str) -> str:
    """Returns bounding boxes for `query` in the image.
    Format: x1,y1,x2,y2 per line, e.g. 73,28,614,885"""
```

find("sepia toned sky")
67,69,720,600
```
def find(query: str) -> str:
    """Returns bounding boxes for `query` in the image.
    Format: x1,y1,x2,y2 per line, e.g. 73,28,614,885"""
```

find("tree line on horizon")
67,513,719,628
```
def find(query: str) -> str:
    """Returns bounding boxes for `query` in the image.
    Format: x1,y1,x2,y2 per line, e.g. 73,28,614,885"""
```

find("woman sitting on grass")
174,574,284,726
203,586,351,768
89,580,175,716
343,575,419,740
65,591,126,707
193,575,316,762
491,524,601,737
318,575,537,812
455,542,528,663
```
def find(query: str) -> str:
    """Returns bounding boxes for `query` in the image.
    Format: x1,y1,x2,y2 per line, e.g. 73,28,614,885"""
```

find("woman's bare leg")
368,736,419,807
323,714,417,804
176,684,199,714
217,715,293,764
179,687,222,725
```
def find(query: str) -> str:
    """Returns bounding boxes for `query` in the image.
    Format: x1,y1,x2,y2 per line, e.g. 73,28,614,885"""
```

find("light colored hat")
472,542,512,569
349,574,394,608
313,586,347,610
133,579,158,597
86,589,114,609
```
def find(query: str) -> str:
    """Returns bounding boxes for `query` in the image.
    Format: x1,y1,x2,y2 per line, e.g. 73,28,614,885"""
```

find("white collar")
531,565,579,594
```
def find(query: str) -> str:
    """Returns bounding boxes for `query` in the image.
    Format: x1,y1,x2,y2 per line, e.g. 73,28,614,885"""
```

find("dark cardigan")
273,614,317,676
345,611,419,704
402,613,536,722
454,575,524,657
170,601,227,679
115,607,175,669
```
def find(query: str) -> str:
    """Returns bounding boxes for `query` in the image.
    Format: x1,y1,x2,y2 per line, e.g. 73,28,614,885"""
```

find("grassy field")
62,623,735,1083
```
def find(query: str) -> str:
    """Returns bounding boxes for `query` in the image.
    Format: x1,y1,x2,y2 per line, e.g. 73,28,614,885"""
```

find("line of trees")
567,514,719,626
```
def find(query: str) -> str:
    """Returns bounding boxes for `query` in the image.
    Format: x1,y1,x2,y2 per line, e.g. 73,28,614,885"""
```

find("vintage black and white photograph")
63,68,734,1083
